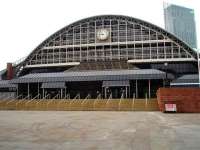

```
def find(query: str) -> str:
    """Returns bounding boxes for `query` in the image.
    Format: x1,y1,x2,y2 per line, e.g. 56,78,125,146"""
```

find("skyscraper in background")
164,2,197,48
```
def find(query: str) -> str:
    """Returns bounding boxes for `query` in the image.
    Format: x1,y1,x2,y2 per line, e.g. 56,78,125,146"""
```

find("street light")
164,62,168,87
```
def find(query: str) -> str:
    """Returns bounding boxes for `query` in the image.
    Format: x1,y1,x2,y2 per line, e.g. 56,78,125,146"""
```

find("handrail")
5,99,15,106
16,97,28,108
120,92,124,99
48,93,62,106
6,94,23,105
73,93,80,100
106,93,112,107
22,95,30,100
145,93,148,109
15,94,23,100
64,93,70,99
2,95,15,101
52,93,60,99
43,94,50,99
25,94,41,107
118,93,124,111
132,93,135,110
108,93,112,100
0,94,7,100
47,98,58,109
93,94,102,110
67,94,70,99
85,94,91,100
32,94,41,100
69,93,80,108
16,95,30,108
36,94,50,106
57,99,66,110
96,93,101,99
81,94,91,106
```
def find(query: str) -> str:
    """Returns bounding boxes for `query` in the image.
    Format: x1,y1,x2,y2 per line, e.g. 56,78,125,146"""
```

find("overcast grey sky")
0,0,199,69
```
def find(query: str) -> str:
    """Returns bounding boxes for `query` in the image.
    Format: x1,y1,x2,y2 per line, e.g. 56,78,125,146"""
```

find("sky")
0,0,199,69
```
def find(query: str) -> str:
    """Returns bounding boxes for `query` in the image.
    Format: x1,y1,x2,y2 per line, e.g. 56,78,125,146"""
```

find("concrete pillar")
38,83,40,98
125,86,128,98
16,85,18,99
61,89,63,99
104,87,107,99
136,80,138,98
64,88,66,99
148,80,151,99
43,88,45,99
28,83,30,99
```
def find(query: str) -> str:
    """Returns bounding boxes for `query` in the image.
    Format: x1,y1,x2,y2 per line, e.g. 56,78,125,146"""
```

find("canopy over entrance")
102,80,130,87
41,82,66,89
10,69,170,84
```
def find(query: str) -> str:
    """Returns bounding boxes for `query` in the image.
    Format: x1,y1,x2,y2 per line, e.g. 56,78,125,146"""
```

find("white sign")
165,104,177,112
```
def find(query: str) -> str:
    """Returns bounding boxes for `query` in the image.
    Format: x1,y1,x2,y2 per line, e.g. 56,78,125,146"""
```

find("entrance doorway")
102,80,130,99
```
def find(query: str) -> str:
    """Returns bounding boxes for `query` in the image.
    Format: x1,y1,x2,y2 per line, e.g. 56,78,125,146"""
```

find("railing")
52,93,60,99
81,94,91,107
32,94,41,100
0,92,159,111
43,94,50,99
25,94,41,107
118,93,125,110
69,93,80,108
15,94,23,100
132,93,135,111
64,94,70,99
96,93,101,99
106,93,112,107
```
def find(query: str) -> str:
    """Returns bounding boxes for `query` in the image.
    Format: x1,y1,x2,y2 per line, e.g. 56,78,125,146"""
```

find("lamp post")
164,62,168,87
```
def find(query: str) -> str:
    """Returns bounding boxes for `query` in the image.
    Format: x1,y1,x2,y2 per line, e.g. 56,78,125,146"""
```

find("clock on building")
96,29,109,41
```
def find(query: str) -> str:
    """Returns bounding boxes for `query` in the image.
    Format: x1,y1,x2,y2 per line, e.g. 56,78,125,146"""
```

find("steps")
0,99,159,111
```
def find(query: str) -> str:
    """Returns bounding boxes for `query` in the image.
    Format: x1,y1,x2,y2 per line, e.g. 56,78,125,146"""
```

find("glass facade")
164,3,197,48
24,15,195,67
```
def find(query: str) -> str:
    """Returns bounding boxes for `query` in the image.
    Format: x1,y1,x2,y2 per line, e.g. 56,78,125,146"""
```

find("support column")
125,86,128,98
104,87,107,99
135,80,138,98
61,89,63,99
16,85,18,98
28,83,30,99
148,80,151,99
65,87,66,99
38,83,40,98
43,88,44,99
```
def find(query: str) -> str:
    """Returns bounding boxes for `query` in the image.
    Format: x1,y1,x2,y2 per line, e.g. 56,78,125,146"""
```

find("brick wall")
157,88,200,113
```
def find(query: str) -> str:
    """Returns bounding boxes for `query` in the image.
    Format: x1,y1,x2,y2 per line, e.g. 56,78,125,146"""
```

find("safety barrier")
0,98,159,111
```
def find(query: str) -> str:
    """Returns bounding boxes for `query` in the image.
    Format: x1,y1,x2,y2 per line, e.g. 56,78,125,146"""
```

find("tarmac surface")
0,111,200,150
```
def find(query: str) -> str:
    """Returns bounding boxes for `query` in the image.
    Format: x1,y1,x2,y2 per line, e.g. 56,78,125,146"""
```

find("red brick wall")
157,88,200,113
6,63,13,80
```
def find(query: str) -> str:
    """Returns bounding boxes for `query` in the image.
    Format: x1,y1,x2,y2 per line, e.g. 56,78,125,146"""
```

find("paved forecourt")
0,111,200,150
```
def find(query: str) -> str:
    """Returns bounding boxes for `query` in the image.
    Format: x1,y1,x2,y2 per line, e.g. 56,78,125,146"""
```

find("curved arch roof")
19,15,197,68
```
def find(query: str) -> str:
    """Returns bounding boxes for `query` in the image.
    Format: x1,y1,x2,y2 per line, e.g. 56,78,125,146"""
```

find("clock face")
97,29,109,41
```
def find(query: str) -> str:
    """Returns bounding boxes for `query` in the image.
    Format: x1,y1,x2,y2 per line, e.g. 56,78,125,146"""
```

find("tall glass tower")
164,3,197,48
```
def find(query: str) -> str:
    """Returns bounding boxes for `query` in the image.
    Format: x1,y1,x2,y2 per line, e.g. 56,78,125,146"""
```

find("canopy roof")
0,80,17,88
102,80,130,87
10,69,171,84
171,74,198,86
41,82,66,89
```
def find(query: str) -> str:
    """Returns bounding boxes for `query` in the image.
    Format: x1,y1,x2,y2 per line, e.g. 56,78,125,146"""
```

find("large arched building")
0,15,198,99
